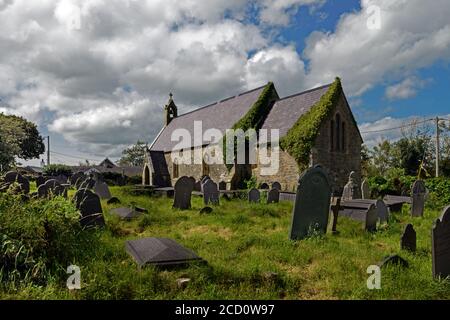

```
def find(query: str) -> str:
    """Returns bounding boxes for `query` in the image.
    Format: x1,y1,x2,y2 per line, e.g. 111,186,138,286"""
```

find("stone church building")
143,78,363,194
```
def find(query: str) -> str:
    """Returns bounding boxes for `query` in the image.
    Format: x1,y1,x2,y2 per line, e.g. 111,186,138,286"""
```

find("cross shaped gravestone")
401,224,416,252
432,206,450,278
173,176,195,210
248,188,260,203
289,166,332,240
267,189,280,204
411,180,426,217
203,179,219,205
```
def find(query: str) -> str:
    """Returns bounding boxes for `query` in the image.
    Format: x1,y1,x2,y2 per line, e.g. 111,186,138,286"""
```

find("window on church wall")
342,122,346,152
330,120,334,151
335,113,341,152
202,158,210,176
172,162,179,179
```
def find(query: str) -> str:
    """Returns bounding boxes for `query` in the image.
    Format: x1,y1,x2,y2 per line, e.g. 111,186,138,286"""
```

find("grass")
1,184,450,300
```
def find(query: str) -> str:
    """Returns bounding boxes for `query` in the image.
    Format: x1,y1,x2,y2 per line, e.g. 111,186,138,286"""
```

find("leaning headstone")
173,176,195,210
203,179,219,205
289,166,332,240
125,237,202,268
411,180,426,217
401,224,417,252
272,182,282,191
267,189,280,204
361,179,370,199
4,171,29,194
248,188,260,203
93,181,112,200
259,183,269,190
342,171,360,201
110,207,142,220
432,206,450,278
73,189,105,227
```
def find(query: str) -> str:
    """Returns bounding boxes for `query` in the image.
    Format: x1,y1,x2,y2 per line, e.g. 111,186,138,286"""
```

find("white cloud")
259,0,325,26
385,76,430,100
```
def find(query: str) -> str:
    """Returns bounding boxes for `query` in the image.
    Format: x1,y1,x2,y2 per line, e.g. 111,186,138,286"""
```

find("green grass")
1,185,450,300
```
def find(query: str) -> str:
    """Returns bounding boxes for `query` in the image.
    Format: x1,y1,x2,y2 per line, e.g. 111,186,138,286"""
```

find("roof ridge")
276,83,332,103
173,83,269,119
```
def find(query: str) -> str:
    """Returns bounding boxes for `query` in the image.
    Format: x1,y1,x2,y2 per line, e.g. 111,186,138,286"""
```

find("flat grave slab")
125,238,203,268
110,207,142,220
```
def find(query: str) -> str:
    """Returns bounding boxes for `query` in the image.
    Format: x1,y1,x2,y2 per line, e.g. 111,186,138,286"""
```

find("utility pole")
47,135,50,166
435,117,440,178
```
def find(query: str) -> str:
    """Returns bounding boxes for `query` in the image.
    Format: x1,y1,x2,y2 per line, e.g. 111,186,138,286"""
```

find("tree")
0,113,45,170
118,140,148,167
368,140,396,176
43,164,73,177
395,137,431,176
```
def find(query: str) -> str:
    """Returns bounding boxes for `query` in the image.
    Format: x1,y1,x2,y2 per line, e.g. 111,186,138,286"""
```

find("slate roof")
261,83,332,137
150,84,268,152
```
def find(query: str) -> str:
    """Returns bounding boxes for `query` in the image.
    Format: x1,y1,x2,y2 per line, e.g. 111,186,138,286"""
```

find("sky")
0,0,449,166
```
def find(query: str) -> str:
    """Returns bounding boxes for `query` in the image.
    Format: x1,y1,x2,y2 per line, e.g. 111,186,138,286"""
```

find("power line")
50,151,105,163
360,118,434,134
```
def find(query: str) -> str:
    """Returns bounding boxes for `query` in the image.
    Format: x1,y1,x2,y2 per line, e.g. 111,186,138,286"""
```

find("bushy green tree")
118,140,148,166
43,164,73,177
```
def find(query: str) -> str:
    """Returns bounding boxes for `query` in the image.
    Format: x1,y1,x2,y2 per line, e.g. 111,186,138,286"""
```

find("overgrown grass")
1,186,449,300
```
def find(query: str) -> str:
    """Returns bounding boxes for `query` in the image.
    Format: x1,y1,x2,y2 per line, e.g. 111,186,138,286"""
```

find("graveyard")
1,170,450,300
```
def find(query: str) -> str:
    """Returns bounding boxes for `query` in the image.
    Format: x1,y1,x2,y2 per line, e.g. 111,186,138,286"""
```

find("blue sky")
0,0,449,166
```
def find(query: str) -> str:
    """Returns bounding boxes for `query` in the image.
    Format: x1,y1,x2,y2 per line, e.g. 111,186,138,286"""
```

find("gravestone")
432,206,450,278
361,179,370,199
125,237,202,268
70,172,85,186
4,171,30,194
194,181,202,192
79,177,96,190
267,189,280,204
188,176,196,188
200,207,213,214
289,166,332,240
376,200,389,223
272,182,282,191
73,189,105,227
201,176,211,192
248,188,260,203
219,181,227,191
401,224,416,252
37,179,66,198
173,176,195,210
342,171,360,201
36,175,46,188
411,180,426,217
55,174,68,184
203,179,219,205
330,197,341,234
339,203,378,232
94,181,112,200
107,197,121,205
110,207,142,220
259,183,269,190
379,255,409,269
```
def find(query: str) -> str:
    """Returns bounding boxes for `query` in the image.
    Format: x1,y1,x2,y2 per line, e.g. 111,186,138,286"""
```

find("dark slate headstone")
37,179,67,198
401,224,417,252
219,181,227,191
289,166,332,240
432,206,450,278
379,255,409,269
330,197,341,234
80,213,105,228
107,197,121,205
94,181,112,200
110,207,142,220
248,188,260,203
200,207,213,214
361,179,370,199
259,183,269,190
411,180,426,217
201,176,211,193
4,171,29,194
376,199,389,223
203,179,219,205
55,174,68,184
272,182,282,191
173,176,194,210
125,237,202,267
70,172,85,186
267,188,280,204
194,181,202,192
79,178,96,190
342,171,360,201
73,189,105,227
36,175,46,188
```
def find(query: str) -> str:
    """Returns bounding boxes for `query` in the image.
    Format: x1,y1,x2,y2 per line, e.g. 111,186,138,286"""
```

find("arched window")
342,122,346,152
330,120,335,151
335,114,341,152
172,162,179,179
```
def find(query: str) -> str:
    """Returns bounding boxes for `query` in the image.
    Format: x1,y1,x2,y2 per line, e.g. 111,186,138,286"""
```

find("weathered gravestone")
125,237,202,268
411,180,426,217
200,176,211,192
107,197,121,205
219,181,227,191
361,179,370,199
36,175,46,188
79,177,96,190
173,176,195,210
4,171,30,194
110,207,142,220
248,188,260,203
55,174,68,185
70,172,85,186
73,189,105,228
259,183,269,190
401,224,417,252
203,179,219,206
289,166,332,240
330,197,341,234
342,171,360,201
339,202,378,232
272,182,282,191
267,189,280,204
432,206,450,278
94,181,112,200
37,179,67,198
194,181,202,192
